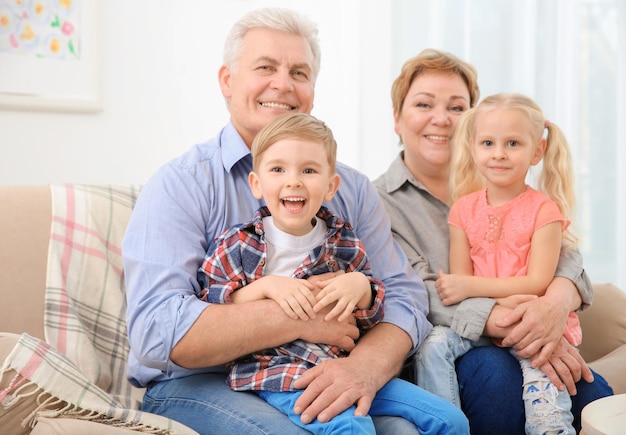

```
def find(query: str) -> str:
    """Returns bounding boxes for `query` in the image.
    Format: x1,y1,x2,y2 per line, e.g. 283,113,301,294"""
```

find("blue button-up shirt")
122,121,431,387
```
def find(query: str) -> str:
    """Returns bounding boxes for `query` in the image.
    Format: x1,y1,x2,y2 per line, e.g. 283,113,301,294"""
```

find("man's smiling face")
219,27,315,148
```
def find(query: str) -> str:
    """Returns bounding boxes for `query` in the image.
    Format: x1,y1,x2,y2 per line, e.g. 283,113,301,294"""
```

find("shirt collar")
249,205,345,236
221,120,252,172
380,151,421,193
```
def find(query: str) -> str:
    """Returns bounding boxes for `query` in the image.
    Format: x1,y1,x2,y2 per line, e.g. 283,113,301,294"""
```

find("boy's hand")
313,272,371,322
264,276,317,320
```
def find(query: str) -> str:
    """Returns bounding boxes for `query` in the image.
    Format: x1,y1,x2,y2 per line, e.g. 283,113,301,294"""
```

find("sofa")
1,184,625,434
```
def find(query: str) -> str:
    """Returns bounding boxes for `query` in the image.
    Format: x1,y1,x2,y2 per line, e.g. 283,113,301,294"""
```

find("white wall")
0,0,398,185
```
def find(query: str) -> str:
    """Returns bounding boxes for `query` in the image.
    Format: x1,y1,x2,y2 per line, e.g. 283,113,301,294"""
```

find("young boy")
198,113,468,435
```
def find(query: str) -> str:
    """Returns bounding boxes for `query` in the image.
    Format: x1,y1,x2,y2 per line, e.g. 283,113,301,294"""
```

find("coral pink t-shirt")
449,186,581,345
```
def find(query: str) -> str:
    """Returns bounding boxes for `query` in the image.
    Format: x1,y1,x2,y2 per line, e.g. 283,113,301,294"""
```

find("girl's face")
472,108,545,197
248,138,340,236
394,72,471,175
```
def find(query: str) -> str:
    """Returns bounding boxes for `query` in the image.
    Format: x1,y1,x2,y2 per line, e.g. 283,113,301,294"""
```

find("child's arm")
200,232,318,320
230,275,317,320
438,204,563,305
449,224,474,275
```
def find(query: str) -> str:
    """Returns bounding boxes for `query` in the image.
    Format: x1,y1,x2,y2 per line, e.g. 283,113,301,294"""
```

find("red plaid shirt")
198,206,384,391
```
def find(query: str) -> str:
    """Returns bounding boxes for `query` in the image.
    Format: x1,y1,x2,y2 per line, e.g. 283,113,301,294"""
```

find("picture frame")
0,0,100,113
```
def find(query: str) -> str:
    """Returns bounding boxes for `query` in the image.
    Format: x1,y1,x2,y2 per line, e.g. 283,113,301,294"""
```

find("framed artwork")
0,0,100,113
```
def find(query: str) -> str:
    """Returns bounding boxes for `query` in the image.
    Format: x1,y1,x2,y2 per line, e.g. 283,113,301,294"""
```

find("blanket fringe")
0,369,39,409
2,371,180,434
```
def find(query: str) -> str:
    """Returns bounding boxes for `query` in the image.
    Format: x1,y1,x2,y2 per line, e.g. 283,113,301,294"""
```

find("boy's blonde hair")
450,93,578,247
251,113,337,173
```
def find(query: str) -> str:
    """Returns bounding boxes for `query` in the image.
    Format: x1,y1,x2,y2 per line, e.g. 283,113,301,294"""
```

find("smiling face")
219,27,315,148
472,108,545,200
248,138,340,236
395,71,471,178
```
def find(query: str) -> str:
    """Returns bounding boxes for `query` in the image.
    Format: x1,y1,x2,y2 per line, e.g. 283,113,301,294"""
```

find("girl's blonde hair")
251,113,337,173
450,93,578,247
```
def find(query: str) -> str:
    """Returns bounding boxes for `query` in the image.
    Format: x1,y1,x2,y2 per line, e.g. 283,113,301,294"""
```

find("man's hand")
298,299,360,352
497,293,569,362
292,323,410,424
532,336,594,395
292,356,376,423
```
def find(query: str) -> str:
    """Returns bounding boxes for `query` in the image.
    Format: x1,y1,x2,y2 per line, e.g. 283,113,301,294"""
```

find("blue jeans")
415,325,485,407
142,373,456,435
456,346,614,435
259,377,469,435
416,326,575,433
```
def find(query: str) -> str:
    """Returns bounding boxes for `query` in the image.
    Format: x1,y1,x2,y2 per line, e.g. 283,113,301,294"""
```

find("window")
391,0,625,289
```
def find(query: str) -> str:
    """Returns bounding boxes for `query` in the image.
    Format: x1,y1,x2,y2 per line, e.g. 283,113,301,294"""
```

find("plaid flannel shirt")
198,205,384,391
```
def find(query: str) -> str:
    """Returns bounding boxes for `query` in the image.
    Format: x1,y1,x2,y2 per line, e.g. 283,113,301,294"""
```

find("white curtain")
390,0,626,290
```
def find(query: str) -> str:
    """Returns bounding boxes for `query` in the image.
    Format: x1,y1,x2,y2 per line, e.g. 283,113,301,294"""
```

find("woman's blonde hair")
251,113,337,172
450,93,578,246
391,48,480,117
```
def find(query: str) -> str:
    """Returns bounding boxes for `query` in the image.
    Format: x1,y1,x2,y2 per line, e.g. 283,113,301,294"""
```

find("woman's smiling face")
395,71,471,174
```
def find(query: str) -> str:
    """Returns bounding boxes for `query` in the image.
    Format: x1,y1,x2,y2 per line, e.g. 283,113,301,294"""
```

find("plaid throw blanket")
1,184,198,433
1,333,195,434
44,184,142,409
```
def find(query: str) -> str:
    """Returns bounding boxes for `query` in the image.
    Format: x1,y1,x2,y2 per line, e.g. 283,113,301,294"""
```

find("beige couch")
0,185,197,434
1,185,625,433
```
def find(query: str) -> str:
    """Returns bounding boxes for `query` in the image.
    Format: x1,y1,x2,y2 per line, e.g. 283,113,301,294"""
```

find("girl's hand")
495,294,538,309
435,270,469,305
313,272,371,322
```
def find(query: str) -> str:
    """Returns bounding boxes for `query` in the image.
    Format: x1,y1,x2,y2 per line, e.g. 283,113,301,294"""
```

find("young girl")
419,93,580,435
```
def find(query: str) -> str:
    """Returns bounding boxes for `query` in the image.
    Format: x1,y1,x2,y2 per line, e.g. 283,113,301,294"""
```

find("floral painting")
0,0,81,60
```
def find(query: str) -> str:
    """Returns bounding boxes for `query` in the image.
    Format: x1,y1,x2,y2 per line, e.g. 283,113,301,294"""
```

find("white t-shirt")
262,215,326,276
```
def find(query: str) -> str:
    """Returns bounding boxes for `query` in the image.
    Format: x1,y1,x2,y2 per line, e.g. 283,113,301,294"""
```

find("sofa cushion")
578,282,626,363
588,343,626,395
31,417,145,435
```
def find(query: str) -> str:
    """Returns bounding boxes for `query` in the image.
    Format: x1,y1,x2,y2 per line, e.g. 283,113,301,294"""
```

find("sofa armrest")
0,185,50,340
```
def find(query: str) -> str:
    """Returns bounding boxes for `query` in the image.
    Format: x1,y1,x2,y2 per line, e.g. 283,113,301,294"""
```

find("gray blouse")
373,152,592,341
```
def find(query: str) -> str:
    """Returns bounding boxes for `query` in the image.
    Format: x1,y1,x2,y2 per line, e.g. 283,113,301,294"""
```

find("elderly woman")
373,48,613,434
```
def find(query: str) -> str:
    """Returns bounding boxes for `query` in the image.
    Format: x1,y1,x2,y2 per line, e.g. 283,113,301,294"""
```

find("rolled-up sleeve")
555,245,593,309
123,168,218,385
331,164,432,352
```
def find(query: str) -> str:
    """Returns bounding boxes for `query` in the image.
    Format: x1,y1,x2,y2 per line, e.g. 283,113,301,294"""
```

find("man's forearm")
545,276,582,312
171,299,299,368
349,322,412,387
483,304,514,339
